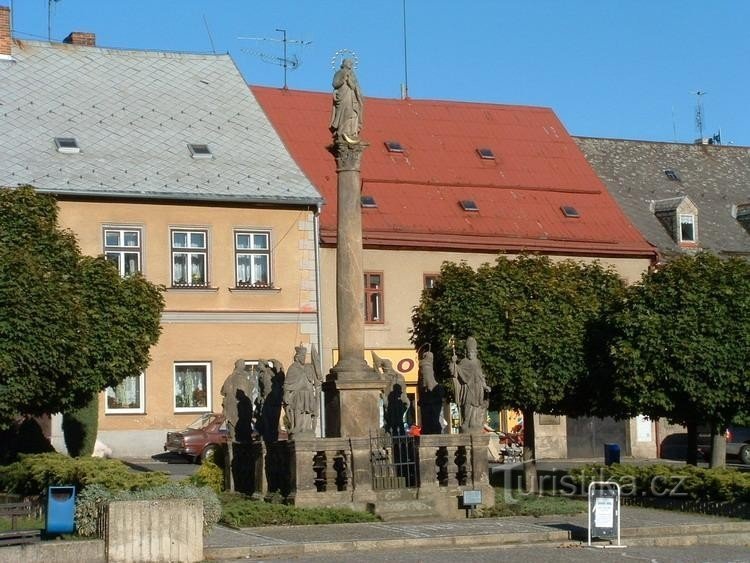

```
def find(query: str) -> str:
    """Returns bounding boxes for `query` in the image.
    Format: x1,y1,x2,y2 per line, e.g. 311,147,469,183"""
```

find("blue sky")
9,1,750,146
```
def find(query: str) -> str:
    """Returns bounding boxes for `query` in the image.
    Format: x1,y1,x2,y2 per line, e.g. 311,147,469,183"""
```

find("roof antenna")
401,0,409,99
48,0,62,41
692,90,707,142
239,30,312,89
202,15,216,54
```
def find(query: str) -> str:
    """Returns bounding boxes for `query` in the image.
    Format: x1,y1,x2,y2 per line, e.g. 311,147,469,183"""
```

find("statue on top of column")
330,58,363,144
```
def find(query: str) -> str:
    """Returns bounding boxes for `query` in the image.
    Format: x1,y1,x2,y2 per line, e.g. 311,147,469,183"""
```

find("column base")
323,366,385,438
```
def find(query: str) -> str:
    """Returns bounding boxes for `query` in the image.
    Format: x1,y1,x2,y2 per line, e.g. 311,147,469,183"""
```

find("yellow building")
0,18,322,456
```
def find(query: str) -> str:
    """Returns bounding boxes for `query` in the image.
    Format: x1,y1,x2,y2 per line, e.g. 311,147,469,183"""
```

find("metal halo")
330,49,359,70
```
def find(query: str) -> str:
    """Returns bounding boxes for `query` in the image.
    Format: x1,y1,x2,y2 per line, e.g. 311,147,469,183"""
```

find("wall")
56,198,318,457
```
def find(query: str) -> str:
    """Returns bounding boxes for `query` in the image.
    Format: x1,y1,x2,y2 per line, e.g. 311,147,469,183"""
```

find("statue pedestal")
324,362,384,438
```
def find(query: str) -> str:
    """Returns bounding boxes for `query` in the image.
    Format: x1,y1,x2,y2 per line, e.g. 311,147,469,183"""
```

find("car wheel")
200,444,219,464
740,445,750,465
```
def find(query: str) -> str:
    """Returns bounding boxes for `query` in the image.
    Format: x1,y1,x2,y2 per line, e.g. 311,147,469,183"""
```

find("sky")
8,1,750,146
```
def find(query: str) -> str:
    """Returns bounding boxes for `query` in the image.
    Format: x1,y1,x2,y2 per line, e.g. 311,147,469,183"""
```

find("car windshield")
186,414,218,430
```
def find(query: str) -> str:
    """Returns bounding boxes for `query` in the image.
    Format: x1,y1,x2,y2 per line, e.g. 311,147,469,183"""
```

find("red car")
164,413,228,463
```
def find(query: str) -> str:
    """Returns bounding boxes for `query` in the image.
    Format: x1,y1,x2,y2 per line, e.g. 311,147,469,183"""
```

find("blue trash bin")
604,443,621,466
46,486,76,534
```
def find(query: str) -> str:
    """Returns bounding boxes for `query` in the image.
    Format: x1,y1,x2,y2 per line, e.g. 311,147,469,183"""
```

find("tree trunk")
521,408,537,493
685,419,698,466
709,424,726,468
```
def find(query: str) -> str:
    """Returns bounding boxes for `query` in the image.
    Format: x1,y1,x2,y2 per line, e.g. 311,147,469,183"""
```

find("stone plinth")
323,378,384,438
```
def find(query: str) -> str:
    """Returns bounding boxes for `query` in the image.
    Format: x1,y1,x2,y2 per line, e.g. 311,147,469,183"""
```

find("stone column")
324,139,384,438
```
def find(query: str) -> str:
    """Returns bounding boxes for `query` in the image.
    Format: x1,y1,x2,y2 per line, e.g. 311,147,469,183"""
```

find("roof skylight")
477,148,495,160
561,205,580,218
460,200,479,212
385,140,405,153
361,195,377,208
664,169,681,181
188,143,213,159
54,137,80,154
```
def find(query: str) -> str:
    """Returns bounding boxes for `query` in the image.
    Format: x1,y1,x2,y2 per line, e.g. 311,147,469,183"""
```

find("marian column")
324,58,384,437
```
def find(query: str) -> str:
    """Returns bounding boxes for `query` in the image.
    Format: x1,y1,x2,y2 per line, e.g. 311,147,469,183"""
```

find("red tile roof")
252,86,655,258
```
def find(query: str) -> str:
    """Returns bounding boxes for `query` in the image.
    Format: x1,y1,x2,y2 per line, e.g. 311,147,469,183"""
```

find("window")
235,231,270,287
174,362,211,412
54,137,80,154
476,148,495,159
105,373,145,414
561,205,580,218
423,274,439,290
364,272,384,323
385,140,405,153
680,214,696,242
664,169,681,181
171,229,208,287
361,195,377,208
188,143,212,159
104,228,142,276
460,200,479,212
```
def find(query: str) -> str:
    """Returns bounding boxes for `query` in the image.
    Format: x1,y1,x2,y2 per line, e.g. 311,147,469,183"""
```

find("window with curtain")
679,214,696,242
364,272,384,323
235,231,270,287
105,373,144,413
174,363,211,412
171,229,208,287
104,228,142,277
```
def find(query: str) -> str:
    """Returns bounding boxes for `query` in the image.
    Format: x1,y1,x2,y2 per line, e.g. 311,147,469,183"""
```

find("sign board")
587,481,625,548
462,490,482,507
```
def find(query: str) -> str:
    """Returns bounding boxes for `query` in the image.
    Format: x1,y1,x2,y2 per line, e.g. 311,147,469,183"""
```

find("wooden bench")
0,502,41,546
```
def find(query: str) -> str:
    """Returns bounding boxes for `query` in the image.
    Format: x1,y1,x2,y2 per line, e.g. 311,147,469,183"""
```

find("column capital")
329,140,369,172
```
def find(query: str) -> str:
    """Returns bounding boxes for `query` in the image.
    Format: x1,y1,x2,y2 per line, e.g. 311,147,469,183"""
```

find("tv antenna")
692,90,707,141
239,29,312,89
48,0,62,40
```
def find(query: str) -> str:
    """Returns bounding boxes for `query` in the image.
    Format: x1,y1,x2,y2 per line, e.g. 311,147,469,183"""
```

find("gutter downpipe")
314,205,325,437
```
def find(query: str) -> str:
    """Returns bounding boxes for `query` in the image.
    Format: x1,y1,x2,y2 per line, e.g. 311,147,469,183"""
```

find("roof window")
561,205,580,218
361,195,377,208
460,200,479,212
188,143,213,159
679,214,696,243
54,137,80,154
664,169,681,181
385,140,405,153
476,148,495,160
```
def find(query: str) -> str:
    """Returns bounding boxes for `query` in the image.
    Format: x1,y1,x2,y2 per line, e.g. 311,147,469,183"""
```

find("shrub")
189,456,224,495
62,394,99,457
0,453,169,496
75,482,221,537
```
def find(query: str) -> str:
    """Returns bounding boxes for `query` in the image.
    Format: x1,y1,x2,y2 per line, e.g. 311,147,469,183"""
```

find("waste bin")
604,443,621,466
46,485,76,534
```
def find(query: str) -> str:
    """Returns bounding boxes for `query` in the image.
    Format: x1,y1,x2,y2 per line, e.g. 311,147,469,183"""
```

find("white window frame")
105,372,145,414
234,231,271,287
174,362,212,413
171,229,208,287
679,213,697,243
364,271,384,324
103,227,142,277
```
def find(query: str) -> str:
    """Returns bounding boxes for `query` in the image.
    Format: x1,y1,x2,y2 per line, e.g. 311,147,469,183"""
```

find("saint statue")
220,359,256,443
417,349,445,435
330,58,363,143
282,344,322,438
450,336,490,433
373,352,410,436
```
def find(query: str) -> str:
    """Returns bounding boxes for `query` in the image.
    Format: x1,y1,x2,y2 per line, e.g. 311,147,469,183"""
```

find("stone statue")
450,337,490,433
282,344,322,438
373,352,410,436
330,58,363,143
417,349,445,435
221,359,256,443
256,359,284,443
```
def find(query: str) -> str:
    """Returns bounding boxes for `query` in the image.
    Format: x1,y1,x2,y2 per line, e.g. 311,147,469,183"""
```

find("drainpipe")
314,205,325,437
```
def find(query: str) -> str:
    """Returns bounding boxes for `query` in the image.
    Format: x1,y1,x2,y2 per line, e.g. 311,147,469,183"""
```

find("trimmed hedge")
569,463,750,503
62,395,99,457
0,453,169,495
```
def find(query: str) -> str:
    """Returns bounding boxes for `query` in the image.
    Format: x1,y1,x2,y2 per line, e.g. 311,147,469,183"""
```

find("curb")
203,522,750,560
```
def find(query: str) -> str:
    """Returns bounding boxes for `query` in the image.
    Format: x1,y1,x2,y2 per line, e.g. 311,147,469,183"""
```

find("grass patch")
0,516,43,532
480,487,587,518
219,493,379,527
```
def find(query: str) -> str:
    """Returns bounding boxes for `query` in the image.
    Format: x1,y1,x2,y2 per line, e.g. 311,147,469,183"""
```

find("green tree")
0,186,164,430
412,255,624,490
607,252,750,467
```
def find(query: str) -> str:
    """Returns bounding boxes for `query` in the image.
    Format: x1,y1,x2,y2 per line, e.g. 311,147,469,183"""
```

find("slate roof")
575,137,750,257
0,40,321,205
253,86,655,258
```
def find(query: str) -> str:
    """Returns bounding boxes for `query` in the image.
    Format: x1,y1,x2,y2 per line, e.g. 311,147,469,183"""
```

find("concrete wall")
55,199,319,458
0,540,105,563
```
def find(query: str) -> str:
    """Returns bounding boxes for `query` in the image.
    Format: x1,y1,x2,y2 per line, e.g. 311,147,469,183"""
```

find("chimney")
0,6,11,58
63,31,96,46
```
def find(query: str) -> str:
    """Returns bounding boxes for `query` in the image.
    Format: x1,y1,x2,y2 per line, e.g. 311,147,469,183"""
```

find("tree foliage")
607,252,750,432
412,254,624,416
0,186,164,428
